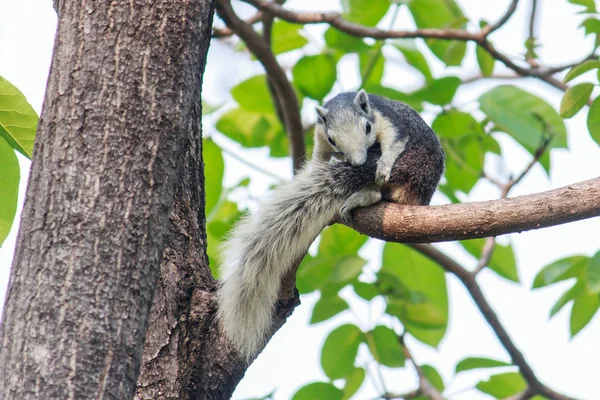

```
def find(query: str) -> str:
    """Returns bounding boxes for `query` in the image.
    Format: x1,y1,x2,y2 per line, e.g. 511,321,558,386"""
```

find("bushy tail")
216,157,376,359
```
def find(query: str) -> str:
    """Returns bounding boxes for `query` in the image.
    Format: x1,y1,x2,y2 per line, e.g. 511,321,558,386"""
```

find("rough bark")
0,0,214,399
134,7,250,392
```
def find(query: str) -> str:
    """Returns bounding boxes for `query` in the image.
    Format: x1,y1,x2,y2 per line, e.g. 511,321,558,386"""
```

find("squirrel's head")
316,89,376,166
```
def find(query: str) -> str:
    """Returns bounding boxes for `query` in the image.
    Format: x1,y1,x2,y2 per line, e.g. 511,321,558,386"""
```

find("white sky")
1,0,600,399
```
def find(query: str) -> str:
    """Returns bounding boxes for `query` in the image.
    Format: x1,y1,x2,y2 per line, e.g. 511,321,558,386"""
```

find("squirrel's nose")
349,152,367,166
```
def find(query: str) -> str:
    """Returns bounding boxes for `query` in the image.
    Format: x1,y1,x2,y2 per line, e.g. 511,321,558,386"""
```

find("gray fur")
354,89,371,114
217,155,379,360
315,105,328,122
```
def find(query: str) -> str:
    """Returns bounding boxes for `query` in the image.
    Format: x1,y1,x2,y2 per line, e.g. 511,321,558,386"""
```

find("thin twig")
262,0,288,133
400,337,446,400
212,12,264,37
473,236,496,275
482,0,520,37
380,389,420,400
505,137,551,194
462,73,521,84
215,0,306,173
528,0,538,46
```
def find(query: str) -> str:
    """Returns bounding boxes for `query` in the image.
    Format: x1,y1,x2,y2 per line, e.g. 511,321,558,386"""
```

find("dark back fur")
326,92,445,205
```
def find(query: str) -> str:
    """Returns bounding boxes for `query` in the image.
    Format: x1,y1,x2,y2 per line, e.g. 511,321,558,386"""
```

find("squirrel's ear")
315,106,329,123
354,89,371,115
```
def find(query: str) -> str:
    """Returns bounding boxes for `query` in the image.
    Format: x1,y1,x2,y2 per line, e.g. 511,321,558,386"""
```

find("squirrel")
216,91,445,360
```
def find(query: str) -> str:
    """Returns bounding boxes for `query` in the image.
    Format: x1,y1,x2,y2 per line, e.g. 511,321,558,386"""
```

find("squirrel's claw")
375,162,391,186
340,206,353,224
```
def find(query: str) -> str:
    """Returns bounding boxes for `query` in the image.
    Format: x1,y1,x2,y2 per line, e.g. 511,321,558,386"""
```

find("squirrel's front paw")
375,161,391,186
340,206,353,224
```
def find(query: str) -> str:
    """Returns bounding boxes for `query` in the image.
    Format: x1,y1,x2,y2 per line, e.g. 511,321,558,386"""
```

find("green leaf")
206,200,243,276
271,20,308,55
432,110,481,138
587,251,600,293
342,0,390,26
366,326,405,368
324,27,369,53
0,137,20,246
455,357,512,373
203,139,224,217
422,365,444,391
408,0,467,66
353,281,378,301
319,224,368,257
381,243,448,347
359,46,385,86
442,135,484,194
216,108,271,147
476,372,526,398
569,0,597,14
570,293,600,336
587,96,600,145
460,239,519,282
550,280,585,317
532,255,588,289
0,76,38,159
563,60,600,83
231,75,276,114
321,324,364,380
329,255,366,285
292,382,343,400
296,255,336,294
581,18,600,48
202,100,222,115
293,54,337,101
342,367,365,400
415,76,461,106
476,45,495,77
216,109,286,157
392,40,433,82
560,83,594,118
310,294,349,324
479,85,568,172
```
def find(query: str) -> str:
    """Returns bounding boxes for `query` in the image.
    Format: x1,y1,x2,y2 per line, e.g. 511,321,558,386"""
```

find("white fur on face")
327,107,376,165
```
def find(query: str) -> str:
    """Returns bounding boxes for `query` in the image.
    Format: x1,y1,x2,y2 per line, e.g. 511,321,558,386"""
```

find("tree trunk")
0,0,215,398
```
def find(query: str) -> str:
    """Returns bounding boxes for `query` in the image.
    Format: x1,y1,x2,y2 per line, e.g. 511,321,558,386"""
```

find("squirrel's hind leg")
340,187,382,224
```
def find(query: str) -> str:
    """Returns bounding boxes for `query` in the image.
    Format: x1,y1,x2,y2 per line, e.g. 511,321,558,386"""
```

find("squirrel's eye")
328,136,336,147
365,121,372,134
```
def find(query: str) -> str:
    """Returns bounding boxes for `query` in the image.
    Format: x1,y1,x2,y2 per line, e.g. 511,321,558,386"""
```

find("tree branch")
215,0,306,172
262,0,290,135
212,11,263,37
239,0,591,85
482,0,519,37
528,0,538,46
347,177,600,243
240,0,482,41
473,236,496,275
